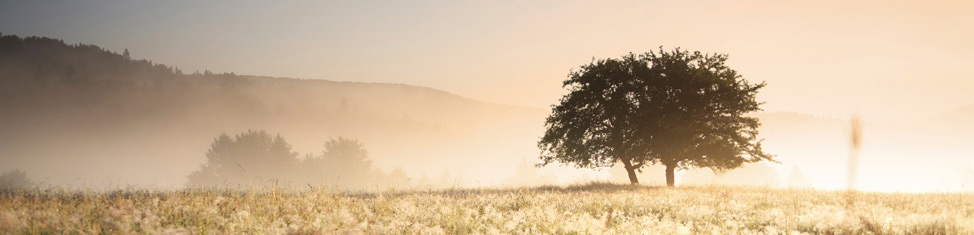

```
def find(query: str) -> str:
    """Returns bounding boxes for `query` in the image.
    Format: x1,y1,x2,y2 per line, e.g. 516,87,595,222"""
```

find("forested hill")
0,34,534,124
0,34,546,188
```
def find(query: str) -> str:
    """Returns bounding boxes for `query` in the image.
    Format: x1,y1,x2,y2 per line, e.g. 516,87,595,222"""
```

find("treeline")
187,130,416,190
0,33,242,86
0,34,272,135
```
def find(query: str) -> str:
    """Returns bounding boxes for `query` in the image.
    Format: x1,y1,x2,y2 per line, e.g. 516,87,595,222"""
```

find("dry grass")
1,183,972,234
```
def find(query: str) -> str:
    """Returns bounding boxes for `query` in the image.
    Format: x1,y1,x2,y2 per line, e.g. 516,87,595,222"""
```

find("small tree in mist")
0,169,32,192
787,166,812,188
386,167,409,187
304,137,378,188
540,48,773,186
186,130,298,187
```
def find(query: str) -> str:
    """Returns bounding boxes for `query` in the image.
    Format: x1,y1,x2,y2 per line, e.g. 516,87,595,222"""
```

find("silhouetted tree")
638,48,773,186
539,48,773,186
186,130,298,187
539,54,653,185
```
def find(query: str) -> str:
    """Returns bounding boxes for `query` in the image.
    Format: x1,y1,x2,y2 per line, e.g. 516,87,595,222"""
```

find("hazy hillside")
2,34,970,191
0,35,546,188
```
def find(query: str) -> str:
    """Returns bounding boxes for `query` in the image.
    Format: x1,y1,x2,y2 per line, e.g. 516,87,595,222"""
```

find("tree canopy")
303,137,379,188
187,130,298,187
539,48,774,186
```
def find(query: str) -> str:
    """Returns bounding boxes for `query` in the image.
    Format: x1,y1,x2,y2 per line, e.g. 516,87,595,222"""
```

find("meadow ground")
1,183,972,234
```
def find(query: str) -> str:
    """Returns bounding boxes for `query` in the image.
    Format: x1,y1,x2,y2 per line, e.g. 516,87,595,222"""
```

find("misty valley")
2,35,972,192
1,32,973,234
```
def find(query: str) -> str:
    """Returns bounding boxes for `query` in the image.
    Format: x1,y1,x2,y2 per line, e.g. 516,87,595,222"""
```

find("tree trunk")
665,164,675,187
621,159,639,185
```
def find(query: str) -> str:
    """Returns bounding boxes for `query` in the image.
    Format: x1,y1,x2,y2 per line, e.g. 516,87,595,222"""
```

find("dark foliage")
539,48,774,186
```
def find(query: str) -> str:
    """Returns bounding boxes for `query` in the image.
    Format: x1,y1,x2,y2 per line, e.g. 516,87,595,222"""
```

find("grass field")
1,183,972,234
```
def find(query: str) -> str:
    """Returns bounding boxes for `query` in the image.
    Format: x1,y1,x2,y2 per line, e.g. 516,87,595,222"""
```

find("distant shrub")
186,130,298,188
0,169,32,192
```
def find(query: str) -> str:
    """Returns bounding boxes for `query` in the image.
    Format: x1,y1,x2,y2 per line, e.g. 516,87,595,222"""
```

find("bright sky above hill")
2,0,973,122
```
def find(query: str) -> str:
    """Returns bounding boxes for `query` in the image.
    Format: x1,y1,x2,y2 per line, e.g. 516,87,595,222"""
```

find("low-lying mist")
2,35,973,192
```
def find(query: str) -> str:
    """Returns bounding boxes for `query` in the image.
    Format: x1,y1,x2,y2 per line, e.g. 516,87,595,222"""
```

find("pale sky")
2,0,972,122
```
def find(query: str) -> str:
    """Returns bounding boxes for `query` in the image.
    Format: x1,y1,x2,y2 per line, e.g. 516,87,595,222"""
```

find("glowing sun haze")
2,0,973,193
3,0,972,122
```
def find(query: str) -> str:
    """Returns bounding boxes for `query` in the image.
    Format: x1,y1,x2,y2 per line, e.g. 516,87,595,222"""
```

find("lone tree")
539,48,774,186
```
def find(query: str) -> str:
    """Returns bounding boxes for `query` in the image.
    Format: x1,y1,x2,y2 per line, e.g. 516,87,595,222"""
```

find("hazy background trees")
186,130,298,187
187,130,418,190
786,166,812,188
0,34,544,189
303,137,382,189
